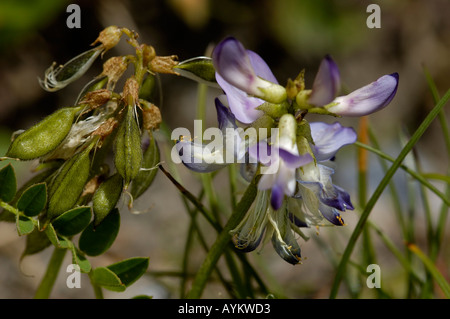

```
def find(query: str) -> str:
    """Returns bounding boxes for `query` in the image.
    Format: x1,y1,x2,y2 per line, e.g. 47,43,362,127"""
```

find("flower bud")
114,105,143,189
6,107,79,160
142,44,156,67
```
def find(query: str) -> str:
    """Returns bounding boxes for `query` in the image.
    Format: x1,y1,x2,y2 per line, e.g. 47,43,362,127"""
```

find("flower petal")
247,50,278,84
212,37,259,94
270,182,284,210
308,55,341,106
216,74,264,123
310,122,357,161
175,139,227,173
328,73,399,116
278,147,313,169
319,203,345,226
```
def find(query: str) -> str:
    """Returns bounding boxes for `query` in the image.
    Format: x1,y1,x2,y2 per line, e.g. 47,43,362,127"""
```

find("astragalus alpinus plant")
1,27,449,299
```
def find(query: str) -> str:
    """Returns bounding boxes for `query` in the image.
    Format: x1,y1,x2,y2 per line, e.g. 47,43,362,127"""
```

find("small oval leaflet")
79,208,120,256
17,183,47,217
0,164,17,203
52,206,92,237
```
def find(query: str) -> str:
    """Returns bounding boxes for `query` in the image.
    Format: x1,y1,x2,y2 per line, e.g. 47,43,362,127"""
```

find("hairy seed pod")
92,173,123,226
47,142,94,219
6,107,79,160
114,105,143,189
130,132,160,200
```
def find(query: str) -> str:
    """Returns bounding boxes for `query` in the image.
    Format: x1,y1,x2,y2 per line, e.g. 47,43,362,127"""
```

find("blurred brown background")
0,0,449,299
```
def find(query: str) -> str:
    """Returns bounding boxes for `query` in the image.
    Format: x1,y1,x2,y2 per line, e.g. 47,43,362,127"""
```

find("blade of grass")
423,68,450,264
354,142,450,207
329,89,450,299
408,243,450,298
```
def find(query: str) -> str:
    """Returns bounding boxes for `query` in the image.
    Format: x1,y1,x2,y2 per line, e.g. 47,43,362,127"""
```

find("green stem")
89,272,104,299
34,247,67,299
329,89,450,299
186,177,258,299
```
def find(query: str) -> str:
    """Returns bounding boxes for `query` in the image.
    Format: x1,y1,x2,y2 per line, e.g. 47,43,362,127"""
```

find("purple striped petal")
310,122,357,161
328,73,399,116
216,74,264,123
212,37,259,94
308,55,341,106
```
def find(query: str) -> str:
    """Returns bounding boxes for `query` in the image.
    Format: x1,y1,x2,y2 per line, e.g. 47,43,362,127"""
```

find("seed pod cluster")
2,26,167,266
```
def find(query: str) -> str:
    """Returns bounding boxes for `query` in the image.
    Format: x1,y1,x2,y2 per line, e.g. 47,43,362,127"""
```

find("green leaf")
0,164,17,202
107,257,149,287
52,206,92,237
16,215,34,236
132,295,152,299
79,208,120,256
91,267,126,292
17,183,47,217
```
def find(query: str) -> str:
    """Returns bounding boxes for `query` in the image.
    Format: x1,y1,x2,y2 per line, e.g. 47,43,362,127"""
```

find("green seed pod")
114,105,143,189
47,142,94,220
6,107,79,160
93,173,123,226
174,56,219,87
130,132,160,200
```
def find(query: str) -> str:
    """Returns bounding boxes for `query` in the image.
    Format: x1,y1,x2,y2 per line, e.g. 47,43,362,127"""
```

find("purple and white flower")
212,37,287,123
212,37,399,121
175,36,399,265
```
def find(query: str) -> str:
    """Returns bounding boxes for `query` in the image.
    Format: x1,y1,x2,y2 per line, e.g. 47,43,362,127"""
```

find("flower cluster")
177,37,399,264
